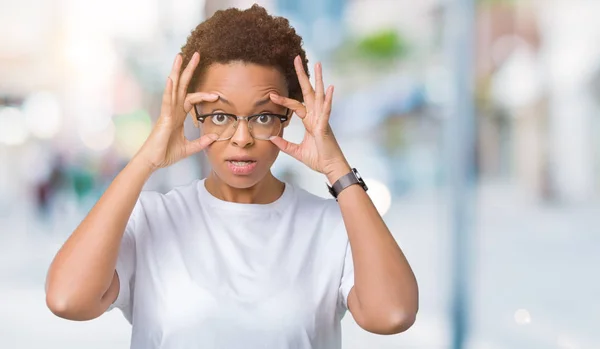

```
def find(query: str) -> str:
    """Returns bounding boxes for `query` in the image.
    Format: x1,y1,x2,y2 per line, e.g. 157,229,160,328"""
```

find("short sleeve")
105,199,142,322
339,240,355,310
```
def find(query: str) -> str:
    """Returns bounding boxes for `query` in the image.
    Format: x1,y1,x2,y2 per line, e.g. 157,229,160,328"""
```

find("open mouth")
227,160,256,166
226,159,257,175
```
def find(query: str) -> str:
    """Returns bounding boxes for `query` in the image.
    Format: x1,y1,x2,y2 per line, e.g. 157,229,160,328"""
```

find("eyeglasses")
193,105,290,141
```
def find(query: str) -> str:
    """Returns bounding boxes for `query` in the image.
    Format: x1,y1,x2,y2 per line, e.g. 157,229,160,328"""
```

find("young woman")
45,5,418,349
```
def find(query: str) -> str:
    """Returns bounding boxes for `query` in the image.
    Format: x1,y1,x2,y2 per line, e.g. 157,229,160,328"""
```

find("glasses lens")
202,114,237,140
249,114,282,140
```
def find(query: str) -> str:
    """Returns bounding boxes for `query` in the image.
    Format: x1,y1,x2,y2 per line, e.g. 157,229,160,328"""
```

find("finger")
294,55,314,109
186,93,219,128
159,77,174,122
315,62,324,113
269,136,302,161
320,85,334,128
184,133,219,157
170,54,183,106
184,92,219,113
177,52,200,101
269,94,307,119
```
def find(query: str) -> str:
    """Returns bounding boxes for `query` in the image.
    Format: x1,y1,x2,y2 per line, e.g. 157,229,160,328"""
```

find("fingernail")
208,134,219,141
269,93,278,99
268,136,277,140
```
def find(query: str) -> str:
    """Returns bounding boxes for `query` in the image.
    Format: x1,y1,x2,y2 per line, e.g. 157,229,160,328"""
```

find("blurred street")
3,0,600,348
2,180,598,349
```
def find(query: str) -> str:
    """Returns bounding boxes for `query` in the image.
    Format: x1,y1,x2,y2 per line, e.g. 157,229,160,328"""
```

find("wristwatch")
327,168,368,200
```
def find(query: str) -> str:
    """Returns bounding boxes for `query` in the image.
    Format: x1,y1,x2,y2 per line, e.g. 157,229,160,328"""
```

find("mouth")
226,158,258,175
227,160,256,166
226,157,257,165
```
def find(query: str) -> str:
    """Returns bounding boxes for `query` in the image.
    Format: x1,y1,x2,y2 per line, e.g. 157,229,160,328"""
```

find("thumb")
185,133,219,156
269,136,301,162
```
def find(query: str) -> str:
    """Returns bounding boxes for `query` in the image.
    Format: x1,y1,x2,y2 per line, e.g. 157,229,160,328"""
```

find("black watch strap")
327,168,368,200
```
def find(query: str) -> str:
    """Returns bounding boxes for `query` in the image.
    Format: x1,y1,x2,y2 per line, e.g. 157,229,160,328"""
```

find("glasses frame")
193,105,291,141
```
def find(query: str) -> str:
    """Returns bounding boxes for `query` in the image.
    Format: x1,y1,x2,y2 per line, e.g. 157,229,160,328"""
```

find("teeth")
230,161,253,166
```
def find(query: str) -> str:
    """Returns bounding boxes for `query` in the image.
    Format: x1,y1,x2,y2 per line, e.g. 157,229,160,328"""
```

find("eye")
210,113,231,126
255,114,274,125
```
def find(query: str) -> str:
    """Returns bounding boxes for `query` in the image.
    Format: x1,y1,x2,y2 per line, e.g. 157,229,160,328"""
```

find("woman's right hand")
134,52,219,172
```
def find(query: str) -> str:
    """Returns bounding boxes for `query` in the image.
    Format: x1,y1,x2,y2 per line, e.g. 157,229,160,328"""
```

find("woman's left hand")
269,56,351,181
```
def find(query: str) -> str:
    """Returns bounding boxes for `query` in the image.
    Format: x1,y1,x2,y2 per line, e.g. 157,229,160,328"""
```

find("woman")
45,5,418,349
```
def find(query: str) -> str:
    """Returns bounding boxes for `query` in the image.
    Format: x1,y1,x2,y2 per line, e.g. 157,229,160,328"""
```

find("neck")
204,171,285,204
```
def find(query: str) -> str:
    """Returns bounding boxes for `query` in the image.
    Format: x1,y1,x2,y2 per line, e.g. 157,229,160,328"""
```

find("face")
193,62,290,189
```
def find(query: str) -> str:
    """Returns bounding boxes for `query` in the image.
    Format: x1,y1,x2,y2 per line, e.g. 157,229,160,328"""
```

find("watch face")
352,168,363,181
352,168,368,190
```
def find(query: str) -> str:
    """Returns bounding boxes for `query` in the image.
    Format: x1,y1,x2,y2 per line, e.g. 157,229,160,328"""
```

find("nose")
230,120,254,148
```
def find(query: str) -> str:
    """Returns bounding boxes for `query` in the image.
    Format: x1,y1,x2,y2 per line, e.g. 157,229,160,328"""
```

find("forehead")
197,62,288,103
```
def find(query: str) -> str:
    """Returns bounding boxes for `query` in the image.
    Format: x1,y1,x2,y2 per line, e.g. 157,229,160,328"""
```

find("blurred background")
1,0,599,348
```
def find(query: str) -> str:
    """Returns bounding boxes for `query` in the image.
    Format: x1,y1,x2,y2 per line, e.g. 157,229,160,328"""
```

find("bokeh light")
0,107,29,146
23,92,63,140
557,334,580,349
79,119,116,151
514,309,532,325
364,178,392,215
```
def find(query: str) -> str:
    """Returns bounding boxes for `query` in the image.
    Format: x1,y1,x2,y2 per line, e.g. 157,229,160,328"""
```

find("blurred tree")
336,29,409,62
332,28,410,75
356,29,408,61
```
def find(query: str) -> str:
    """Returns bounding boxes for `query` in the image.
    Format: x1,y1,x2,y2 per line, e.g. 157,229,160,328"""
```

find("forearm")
327,164,419,324
45,156,153,314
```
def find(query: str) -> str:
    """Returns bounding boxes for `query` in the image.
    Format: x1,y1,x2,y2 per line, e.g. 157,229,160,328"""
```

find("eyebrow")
217,96,272,107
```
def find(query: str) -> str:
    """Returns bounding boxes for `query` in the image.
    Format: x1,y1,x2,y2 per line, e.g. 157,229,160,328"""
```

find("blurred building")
474,0,600,203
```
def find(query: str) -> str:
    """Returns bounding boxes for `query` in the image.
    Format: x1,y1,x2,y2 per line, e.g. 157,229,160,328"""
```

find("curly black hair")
181,4,309,102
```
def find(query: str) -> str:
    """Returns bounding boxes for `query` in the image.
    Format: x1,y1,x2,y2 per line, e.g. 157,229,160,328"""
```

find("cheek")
204,143,225,162
263,142,282,159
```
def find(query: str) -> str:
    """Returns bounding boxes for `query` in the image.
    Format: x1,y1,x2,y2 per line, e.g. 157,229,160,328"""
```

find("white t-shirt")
107,178,355,349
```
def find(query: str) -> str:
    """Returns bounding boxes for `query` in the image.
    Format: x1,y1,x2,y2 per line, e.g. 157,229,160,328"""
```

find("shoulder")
293,183,337,207
124,180,203,245
135,179,202,219
290,183,343,226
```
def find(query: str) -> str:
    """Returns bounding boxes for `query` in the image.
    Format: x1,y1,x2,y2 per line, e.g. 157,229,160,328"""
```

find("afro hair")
181,4,310,102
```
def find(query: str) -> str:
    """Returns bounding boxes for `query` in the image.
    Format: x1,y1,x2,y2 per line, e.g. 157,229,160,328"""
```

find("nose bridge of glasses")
230,116,254,140
232,115,277,140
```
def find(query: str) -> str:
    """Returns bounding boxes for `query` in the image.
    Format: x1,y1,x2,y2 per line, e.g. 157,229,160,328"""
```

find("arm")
328,164,419,335
45,158,153,320
45,51,218,321
269,56,418,335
